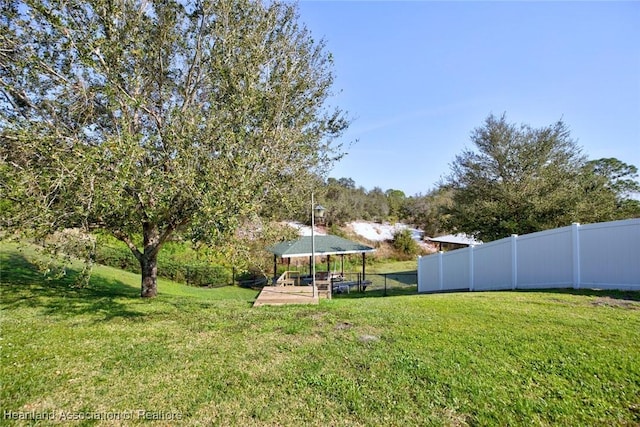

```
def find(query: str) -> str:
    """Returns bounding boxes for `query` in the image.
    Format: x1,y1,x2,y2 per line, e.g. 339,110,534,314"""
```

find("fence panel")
473,239,512,291
418,254,441,292
517,226,573,289
417,219,640,293
442,248,471,291
579,220,640,289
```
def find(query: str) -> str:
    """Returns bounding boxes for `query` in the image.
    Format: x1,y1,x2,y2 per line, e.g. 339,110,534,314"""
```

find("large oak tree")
0,0,348,296
444,114,637,241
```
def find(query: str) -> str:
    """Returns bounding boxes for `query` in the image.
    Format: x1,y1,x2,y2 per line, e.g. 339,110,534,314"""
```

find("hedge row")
94,245,233,287
161,260,232,287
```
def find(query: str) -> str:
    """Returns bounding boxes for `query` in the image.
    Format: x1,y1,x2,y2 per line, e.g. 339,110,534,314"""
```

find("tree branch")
113,230,143,262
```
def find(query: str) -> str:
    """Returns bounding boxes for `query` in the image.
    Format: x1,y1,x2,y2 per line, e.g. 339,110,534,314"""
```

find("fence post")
417,256,421,293
384,274,387,296
572,223,581,289
438,251,444,291
511,235,518,290
469,245,475,291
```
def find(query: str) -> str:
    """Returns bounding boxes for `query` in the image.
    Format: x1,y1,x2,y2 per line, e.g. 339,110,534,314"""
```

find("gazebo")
267,235,376,285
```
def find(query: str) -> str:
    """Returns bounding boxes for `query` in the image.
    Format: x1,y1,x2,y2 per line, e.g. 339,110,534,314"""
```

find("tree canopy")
584,157,640,217
0,0,349,296
444,114,638,241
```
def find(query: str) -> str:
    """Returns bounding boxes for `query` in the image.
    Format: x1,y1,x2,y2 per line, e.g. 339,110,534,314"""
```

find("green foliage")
54,233,234,287
444,114,633,241
1,0,348,296
328,223,349,238
263,177,436,233
160,261,232,288
587,157,640,197
94,243,139,272
401,188,453,237
584,158,640,218
93,243,233,287
208,217,302,283
385,188,406,220
392,229,420,258
318,178,391,225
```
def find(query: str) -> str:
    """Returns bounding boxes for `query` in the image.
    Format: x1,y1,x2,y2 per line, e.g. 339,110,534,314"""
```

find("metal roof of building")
426,233,483,246
268,235,376,258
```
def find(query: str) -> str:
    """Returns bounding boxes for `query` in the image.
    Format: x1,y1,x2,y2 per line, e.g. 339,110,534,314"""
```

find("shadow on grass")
332,285,418,299
403,286,639,303
332,271,419,299
374,270,418,286
1,253,144,321
334,283,640,302
512,287,640,302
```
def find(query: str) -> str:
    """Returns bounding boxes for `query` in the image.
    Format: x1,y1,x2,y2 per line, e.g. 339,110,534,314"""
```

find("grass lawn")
1,242,639,426
368,260,418,274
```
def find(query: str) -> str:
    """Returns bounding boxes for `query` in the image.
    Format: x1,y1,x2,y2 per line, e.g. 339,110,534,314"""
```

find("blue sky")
296,1,640,196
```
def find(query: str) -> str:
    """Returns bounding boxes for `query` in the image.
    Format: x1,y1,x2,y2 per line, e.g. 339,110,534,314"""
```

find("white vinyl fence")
418,219,640,293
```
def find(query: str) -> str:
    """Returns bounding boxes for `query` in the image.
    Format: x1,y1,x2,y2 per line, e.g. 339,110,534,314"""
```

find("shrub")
94,244,139,273
392,229,420,258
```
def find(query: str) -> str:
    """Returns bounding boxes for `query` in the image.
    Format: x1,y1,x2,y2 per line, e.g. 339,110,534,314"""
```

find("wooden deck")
253,286,319,307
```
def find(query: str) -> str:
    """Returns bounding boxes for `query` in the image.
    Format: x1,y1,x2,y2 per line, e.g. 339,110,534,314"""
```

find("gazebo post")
326,254,330,275
362,252,366,282
273,255,277,284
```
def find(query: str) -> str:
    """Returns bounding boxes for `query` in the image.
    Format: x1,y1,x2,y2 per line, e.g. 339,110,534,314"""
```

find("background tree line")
263,113,640,243
260,175,454,238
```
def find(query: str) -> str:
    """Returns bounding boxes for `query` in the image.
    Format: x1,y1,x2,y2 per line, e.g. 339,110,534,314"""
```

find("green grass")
367,260,417,274
1,242,639,426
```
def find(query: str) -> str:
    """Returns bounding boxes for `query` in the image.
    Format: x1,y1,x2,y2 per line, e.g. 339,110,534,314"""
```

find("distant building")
426,234,482,251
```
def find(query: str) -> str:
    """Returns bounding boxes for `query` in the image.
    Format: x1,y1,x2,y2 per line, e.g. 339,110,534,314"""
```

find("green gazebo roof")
268,235,376,258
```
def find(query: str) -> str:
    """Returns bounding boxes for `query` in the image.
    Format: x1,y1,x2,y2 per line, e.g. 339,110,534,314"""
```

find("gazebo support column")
273,255,277,284
362,252,366,282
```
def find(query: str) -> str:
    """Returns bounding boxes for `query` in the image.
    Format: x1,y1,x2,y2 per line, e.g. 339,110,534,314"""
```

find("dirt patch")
334,322,353,331
592,297,640,310
358,334,379,343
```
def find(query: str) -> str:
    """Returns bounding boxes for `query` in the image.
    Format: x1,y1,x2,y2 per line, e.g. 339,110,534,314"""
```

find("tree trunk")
140,254,158,298
140,222,161,298
117,223,169,298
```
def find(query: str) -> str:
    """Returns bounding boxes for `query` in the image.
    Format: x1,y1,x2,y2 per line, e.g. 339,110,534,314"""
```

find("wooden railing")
276,271,302,286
